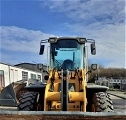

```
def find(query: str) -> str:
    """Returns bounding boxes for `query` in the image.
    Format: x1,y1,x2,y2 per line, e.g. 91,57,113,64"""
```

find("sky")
0,0,126,68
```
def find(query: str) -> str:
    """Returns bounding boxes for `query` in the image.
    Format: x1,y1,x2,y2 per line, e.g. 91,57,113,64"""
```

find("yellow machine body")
44,70,86,111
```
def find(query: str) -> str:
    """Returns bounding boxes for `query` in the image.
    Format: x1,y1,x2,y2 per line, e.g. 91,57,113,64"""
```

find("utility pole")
97,64,100,80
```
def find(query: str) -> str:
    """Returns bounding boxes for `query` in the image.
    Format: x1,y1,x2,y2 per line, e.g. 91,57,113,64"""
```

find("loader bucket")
0,82,26,106
0,111,126,120
0,84,17,106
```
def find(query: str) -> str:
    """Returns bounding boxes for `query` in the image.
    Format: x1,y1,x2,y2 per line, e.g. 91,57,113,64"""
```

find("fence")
95,77,126,90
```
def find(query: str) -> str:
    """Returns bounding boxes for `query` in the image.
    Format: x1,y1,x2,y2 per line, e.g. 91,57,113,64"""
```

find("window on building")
31,74,36,79
38,75,41,80
0,70,5,88
22,71,28,80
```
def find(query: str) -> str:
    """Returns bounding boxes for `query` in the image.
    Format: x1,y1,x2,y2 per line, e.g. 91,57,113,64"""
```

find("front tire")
18,92,39,111
92,92,114,112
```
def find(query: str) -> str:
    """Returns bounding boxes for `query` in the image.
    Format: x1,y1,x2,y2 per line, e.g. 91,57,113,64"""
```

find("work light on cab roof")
48,37,87,44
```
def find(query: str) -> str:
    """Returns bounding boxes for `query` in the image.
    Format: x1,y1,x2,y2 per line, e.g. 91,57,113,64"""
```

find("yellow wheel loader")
0,37,126,120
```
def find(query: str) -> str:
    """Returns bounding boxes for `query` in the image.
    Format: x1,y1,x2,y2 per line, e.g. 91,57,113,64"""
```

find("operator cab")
49,38,85,71
39,37,96,72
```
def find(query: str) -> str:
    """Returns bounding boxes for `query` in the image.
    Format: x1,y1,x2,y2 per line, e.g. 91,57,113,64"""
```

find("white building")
0,62,42,88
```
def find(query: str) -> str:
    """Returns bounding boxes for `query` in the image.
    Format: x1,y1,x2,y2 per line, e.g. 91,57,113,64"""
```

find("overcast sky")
0,0,125,68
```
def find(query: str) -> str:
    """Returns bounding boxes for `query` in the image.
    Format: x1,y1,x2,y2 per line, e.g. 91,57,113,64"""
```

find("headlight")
78,38,87,43
48,37,57,43
91,64,97,70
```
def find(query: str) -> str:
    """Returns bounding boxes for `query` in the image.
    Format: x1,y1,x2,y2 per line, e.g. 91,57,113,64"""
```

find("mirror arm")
86,70,92,74
43,70,49,74
86,39,95,44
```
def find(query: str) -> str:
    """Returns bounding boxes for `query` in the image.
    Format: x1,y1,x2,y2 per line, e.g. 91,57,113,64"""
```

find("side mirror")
91,44,96,55
39,45,45,55
37,64,43,71
91,64,97,70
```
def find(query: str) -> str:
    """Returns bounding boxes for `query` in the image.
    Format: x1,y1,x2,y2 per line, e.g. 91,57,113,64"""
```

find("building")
14,63,41,72
95,77,126,90
0,62,42,88
14,63,48,83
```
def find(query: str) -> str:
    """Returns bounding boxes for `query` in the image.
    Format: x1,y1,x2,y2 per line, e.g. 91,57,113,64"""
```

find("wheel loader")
0,37,126,120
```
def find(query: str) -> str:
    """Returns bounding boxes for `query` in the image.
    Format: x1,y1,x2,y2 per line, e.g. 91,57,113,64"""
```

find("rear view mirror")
91,44,96,55
39,45,45,55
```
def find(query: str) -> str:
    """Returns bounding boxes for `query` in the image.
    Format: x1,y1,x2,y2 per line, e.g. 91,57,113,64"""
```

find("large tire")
92,92,114,112
18,92,39,111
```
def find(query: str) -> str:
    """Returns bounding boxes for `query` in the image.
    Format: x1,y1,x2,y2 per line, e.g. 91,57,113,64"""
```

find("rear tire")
18,92,39,111
92,92,114,112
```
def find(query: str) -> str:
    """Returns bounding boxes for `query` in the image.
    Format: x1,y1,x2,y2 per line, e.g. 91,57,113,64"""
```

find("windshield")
50,39,84,70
